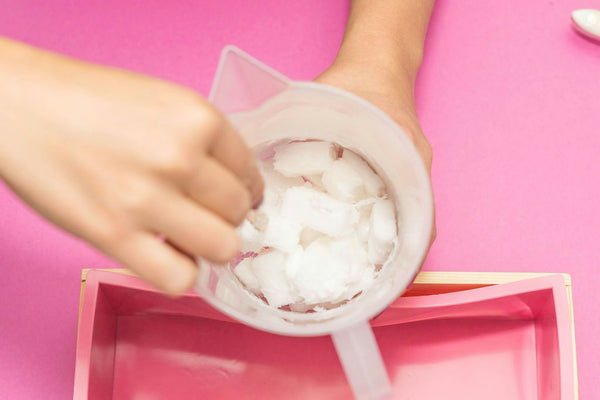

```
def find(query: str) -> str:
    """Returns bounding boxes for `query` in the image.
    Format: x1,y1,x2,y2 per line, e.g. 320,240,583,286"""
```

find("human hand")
315,0,436,245
315,61,432,173
0,38,263,295
316,61,436,244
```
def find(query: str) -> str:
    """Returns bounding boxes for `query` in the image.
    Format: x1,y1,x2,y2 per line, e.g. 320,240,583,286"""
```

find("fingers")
144,190,241,264
208,119,264,207
186,157,251,225
108,232,199,295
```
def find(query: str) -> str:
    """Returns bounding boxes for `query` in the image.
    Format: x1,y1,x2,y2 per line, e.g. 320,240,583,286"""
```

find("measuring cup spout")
209,46,290,114
332,321,393,400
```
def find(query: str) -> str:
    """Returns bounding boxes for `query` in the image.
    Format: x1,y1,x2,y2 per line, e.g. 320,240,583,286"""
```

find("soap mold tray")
74,270,577,399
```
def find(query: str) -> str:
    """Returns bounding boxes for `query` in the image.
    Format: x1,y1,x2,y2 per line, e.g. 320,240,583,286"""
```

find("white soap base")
234,140,399,312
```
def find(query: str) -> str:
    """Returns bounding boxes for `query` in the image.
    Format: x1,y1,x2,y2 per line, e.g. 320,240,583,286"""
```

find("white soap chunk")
280,186,359,237
273,141,336,177
234,257,261,295
328,235,372,302
342,150,385,197
259,187,282,217
247,209,269,232
304,174,326,191
370,199,397,242
368,199,397,264
321,159,365,202
262,213,302,252
357,205,372,243
252,250,299,307
246,186,283,233
261,162,304,193
293,239,349,304
230,141,398,312
299,227,324,247
345,264,376,299
238,220,263,253
284,245,304,281
330,234,369,278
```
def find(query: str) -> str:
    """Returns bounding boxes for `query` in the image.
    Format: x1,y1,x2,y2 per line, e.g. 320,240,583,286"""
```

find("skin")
0,0,435,295
0,37,264,295
317,0,437,242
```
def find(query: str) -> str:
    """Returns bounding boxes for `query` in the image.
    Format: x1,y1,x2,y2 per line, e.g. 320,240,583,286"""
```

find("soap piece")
280,186,359,237
234,257,261,295
345,263,376,299
252,250,299,307
368,199,397,264
238,220,263,253
299,227,324,247
234,141,398,312
273,141,336,177
262,213,303,252
304,174,326,191
356,205,372,243
291,235,373,304
321,159,365,202
329,234,372,302
293,239,349,304
284,245,304,281
342,150,385,197
247,209,269,232
261,161,304,193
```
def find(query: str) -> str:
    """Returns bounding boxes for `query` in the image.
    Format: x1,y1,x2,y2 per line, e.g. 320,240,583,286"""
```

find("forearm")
0,38,64,179
335,0,434,85
0,37,33,178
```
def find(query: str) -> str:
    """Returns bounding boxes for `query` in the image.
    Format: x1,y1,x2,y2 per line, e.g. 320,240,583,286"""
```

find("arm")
317,0,434,170
0,37,263,294
317,0,436,241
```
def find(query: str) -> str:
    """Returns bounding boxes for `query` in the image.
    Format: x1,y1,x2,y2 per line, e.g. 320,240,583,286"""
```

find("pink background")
0,0,598,398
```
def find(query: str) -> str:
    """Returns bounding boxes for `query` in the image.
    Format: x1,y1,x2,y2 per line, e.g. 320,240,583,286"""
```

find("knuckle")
154,108,226,178
199,108,225,133
183,105,225,147
154,141,197,179
118,179,157,215
89,217,131,250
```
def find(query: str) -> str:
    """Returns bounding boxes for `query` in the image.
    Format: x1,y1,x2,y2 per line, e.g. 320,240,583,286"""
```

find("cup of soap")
196,47,434,400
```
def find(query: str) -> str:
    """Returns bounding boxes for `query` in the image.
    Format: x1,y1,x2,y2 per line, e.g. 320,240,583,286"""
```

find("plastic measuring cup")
195,46,434,400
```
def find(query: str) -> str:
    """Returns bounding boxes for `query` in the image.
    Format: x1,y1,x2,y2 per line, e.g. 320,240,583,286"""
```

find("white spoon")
572,9,600,40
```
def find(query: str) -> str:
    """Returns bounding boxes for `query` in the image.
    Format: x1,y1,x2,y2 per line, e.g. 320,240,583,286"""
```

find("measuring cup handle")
331,321,393,400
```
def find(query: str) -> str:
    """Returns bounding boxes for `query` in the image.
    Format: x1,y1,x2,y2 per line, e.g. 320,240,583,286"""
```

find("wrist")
325,51,418,107
332,0,431,86
335,36,422,83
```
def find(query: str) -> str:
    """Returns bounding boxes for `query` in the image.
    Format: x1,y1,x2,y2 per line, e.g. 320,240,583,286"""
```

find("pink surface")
75,271,574,399
0,1,598,398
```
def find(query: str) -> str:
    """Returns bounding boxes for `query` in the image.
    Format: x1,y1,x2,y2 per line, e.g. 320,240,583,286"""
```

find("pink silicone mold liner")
74,271,575,399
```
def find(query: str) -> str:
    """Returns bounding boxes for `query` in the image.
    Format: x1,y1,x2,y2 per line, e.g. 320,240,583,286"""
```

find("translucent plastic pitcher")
195,46,434,400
